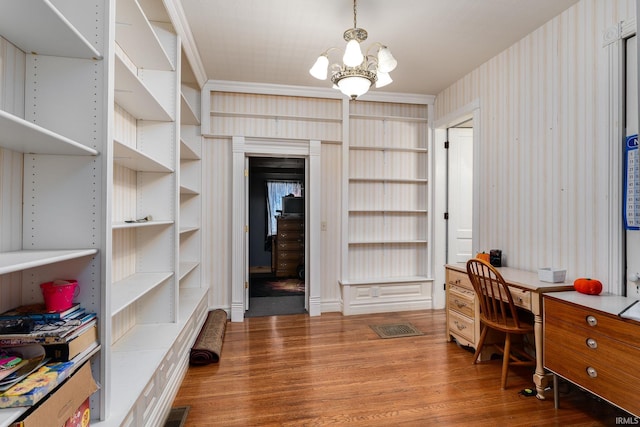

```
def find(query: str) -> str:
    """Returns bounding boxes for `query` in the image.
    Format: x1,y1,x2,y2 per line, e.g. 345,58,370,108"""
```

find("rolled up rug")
189,309,228,365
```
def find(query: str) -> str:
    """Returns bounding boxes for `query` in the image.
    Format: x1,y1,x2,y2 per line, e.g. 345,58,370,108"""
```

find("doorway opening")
246,156,307,317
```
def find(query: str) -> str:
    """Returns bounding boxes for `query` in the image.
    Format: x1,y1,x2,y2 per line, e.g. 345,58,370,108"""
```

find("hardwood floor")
172,309,629,426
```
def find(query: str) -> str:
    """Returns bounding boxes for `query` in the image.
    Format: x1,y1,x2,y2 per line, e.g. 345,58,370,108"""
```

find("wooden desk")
445,263,574,399
544,291,640,416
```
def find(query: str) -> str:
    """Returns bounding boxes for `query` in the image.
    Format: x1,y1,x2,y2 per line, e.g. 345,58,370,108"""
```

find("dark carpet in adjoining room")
245,296,307,318
250,276,305,297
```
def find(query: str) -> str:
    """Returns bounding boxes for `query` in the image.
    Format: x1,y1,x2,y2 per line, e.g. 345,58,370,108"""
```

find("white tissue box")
538,268,566,283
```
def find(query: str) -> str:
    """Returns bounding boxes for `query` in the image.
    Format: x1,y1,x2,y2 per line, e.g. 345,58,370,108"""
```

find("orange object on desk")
476,252,490,263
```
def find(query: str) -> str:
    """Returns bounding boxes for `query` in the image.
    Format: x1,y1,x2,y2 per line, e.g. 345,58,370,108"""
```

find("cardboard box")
11,363,97,427
0,362,75,408
63,397,90,427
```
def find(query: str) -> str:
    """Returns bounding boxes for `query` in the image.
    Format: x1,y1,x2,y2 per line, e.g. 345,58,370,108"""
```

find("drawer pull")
586,338,598,349
586,315,598,327
453,321,466,331
454,299,468,309
586,366,598,378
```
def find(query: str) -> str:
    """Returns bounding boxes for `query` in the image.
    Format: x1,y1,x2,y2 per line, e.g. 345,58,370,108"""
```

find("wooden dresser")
274,216,304,277
544,292,640,416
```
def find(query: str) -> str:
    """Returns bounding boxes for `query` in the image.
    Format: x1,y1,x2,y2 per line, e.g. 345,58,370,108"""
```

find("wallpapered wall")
434,0,635,291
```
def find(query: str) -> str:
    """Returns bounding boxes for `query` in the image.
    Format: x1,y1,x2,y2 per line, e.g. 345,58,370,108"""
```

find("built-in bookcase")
179,77,203,291
0,1,207,425
0,1,106,425
341,100,431,315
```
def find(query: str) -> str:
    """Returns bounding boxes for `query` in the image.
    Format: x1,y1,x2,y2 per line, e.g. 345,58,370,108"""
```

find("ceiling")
178,0,580,96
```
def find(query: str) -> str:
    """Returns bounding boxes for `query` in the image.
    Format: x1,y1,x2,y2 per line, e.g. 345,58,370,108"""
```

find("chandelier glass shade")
309,0,397,100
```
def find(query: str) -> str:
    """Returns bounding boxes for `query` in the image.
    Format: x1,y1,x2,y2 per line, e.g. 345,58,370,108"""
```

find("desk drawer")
546,324,640,415
545,297,638,343
448,310,474,343
447,269,472,291
508,286,531,311
448,284,475,318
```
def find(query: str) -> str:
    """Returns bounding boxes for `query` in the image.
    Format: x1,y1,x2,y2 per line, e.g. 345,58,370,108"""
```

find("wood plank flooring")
172,309,629,426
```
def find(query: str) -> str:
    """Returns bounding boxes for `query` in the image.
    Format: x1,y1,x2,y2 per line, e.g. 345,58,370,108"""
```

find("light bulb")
309,55,329,80
375,71,392,88
377,47,397,73
343,40,364,67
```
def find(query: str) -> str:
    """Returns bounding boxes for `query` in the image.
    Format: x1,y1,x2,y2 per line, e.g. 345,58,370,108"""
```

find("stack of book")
0,303,98,362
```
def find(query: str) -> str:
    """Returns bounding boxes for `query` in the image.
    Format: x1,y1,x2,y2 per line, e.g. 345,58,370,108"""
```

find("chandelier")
309,0,397,100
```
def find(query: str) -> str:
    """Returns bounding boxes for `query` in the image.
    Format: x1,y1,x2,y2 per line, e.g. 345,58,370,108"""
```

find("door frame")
231,136,321,321
432,100,481,309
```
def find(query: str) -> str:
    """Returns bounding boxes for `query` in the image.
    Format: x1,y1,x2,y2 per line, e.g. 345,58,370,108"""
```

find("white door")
626,35,640,297
447,127,474,263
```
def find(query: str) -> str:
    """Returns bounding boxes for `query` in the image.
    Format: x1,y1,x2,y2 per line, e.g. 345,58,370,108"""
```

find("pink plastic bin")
40,280,78,312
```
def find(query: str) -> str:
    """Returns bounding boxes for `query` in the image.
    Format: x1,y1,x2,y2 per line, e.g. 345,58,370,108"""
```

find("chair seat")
481,315,534,334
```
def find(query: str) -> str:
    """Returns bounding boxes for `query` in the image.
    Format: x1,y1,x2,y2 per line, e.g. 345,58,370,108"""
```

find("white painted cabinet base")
339,279,433,315
93,289,209,427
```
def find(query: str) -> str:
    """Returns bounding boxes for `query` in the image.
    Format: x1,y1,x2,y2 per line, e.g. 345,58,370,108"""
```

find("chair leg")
501,333,512,389
473,326,488,364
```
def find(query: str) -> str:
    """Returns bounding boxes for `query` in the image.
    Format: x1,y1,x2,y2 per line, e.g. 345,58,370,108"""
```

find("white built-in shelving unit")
0,1,106,425
0,0,207,425
340,101,432,314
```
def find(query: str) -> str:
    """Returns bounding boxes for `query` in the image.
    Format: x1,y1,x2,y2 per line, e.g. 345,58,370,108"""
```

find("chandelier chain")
353,0,357,29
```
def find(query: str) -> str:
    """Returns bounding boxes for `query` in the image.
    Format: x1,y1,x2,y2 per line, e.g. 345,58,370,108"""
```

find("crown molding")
204,80,435,105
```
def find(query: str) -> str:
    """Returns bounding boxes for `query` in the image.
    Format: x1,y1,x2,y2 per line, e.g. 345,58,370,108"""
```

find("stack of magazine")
0,303,98,361
0,303,98,403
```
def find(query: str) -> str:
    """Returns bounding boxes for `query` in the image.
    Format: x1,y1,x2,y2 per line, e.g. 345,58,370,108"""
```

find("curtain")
266,181,302,235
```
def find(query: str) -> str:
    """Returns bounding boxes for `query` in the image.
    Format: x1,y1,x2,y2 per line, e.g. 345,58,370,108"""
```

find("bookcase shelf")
113,139,173,173
0,110,98,156
111,220,174,230
180,226,199,235
181,92,200,125
0,1,102,59
0,249,98,276
180,139,201,160
110,272,174,316
114,0,174,71
114,51,173,122
179,261,199,280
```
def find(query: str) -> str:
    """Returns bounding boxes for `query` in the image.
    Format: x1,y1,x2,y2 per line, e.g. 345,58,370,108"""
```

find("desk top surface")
445,263,574,293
